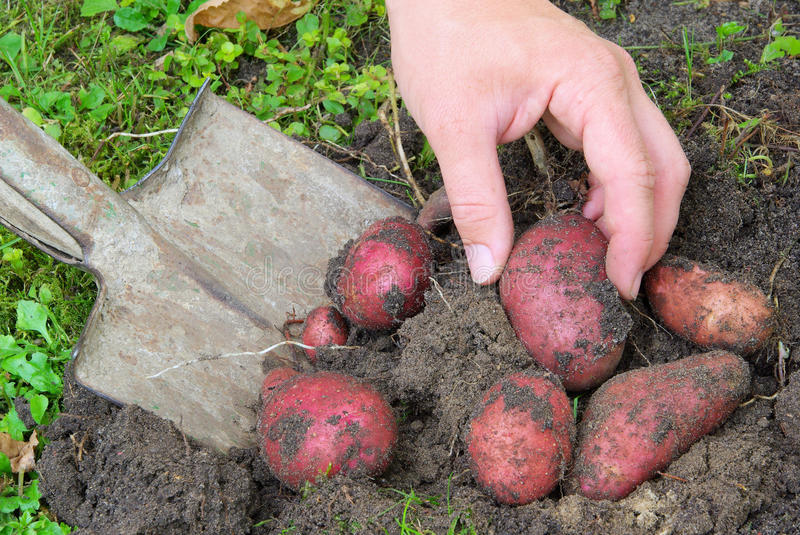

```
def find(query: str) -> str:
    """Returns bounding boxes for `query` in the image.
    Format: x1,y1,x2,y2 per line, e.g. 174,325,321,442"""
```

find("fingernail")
629,270,644,300
465,244,500,284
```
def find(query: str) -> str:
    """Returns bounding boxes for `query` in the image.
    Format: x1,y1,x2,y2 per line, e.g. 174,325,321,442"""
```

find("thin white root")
146,341,358,379
104,128,179,142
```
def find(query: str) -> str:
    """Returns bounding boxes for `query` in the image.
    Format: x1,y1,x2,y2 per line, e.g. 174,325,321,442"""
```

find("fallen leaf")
0,430,38,473
185,0,314,42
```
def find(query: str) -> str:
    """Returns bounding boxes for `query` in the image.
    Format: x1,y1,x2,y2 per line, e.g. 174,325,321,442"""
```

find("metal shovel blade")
0,82,413,450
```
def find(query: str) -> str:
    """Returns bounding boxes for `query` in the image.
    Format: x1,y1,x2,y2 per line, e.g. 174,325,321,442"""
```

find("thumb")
428,127,514,284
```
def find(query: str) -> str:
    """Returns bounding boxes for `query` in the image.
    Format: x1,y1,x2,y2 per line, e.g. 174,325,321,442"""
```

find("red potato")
466,370,574,505
644,255,775,355
572,350,751,501
499,214,632,391
301,305,349,363
260,367,299,405
327,217,433,330
258,371,397,490
416,186,451,231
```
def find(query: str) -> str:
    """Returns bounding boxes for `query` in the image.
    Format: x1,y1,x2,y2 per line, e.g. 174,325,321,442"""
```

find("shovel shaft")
0,98,136,264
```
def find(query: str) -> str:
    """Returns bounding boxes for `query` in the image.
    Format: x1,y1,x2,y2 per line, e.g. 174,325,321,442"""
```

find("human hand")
386,0,690,299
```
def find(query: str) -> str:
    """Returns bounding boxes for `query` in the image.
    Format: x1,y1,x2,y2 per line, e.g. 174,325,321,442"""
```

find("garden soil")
37,1,800,533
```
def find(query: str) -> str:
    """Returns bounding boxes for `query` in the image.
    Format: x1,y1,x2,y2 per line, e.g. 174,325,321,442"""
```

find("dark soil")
38,1,800,533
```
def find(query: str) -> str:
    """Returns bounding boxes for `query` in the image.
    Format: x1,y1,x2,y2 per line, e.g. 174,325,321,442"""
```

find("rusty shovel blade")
0,81,413,450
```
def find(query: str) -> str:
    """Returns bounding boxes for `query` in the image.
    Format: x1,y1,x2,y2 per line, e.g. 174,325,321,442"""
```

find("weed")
597,0,622,20
707,21,746,64
761,19,800,63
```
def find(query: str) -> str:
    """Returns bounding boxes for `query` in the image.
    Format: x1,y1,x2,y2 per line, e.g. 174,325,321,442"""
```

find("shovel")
0,81,414,451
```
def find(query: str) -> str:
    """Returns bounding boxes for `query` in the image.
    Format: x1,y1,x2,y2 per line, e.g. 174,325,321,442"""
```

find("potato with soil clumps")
644,255,775,355
258,371,397,490
301,305,349,362
499,213,632,391
572,350,751,501
326,217,433,330
466,369,574,505
260,366,299,405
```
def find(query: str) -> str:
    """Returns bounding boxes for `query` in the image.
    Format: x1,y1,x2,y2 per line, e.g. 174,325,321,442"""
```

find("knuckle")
449,200,502,228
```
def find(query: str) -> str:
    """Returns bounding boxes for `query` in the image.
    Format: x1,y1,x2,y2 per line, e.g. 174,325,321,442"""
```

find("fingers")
426,121,514,285
626,87,691,270
580,75,656,301
558,46,689,299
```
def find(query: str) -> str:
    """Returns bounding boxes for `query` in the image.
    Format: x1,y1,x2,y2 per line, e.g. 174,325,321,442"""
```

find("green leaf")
707,49,734,64
345,4,368,26
29,394,48,424
0,32,22,63
0,85,22,101
775,35,800,56
21,107,44,126
0,453,10,475
15,300,51,345
38,285,53,306
322,99,345,115
89,103,115,122
166,0,180,15
0,408,27,440
3,352,62,394
44,123,62,140
319,124,342,142
716,21,745,40
147,32,169,52
114,7,149,31
110,34,141,54
78,84,106,110
80,0,119,16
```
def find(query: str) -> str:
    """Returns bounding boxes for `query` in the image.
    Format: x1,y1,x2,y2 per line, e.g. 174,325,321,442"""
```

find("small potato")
572,350,751,501
499,214,632,391
301,305,349,363
466,370,574,505
644,255,775,355
327,217,433,330
259,371,398,490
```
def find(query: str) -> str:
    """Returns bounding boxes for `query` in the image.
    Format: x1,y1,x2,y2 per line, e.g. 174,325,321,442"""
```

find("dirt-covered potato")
466,369,574,505
499,214,632,391
327,217,433,330
258,371,398,490
572,350,751,501
301,305,349,362
644,255,775,355
260,366,299,405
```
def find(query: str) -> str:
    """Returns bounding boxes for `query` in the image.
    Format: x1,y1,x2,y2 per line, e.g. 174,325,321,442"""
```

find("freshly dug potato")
572,350,751,501
258,371,397,490
301,305,349,362
327,217,433,330
499,214,632,391
260,367,299,404
466,369,574,505
644,255,775,355
416,186,451,231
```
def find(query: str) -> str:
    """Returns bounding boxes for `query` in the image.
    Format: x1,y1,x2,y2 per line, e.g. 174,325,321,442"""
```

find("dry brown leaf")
185,0,314,43
0,430,38,473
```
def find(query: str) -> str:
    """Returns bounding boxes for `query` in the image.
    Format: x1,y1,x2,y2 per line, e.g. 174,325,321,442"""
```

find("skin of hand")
386,0,691,300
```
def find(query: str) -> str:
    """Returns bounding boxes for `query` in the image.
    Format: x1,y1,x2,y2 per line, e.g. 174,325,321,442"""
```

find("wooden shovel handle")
0,97,135,265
